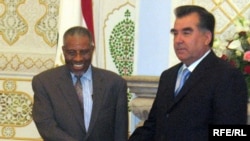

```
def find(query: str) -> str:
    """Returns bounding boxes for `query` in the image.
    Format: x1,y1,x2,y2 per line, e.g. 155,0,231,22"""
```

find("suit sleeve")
213,68,248,124
114,78,129,141
32,76,78,141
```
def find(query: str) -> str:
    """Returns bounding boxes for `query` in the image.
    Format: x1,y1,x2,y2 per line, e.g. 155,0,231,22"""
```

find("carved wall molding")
123,75,159,127
123,75,159,97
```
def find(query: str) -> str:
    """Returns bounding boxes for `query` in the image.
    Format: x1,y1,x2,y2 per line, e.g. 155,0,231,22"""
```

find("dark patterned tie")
175,68,191,96
75,75,83,106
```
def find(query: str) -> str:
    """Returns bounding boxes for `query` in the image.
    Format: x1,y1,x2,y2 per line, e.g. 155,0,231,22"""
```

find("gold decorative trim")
0,136,43,141
0,53,55,74
0,0,28,45
35,0,59,47
3,79,17,91
1,126,15,138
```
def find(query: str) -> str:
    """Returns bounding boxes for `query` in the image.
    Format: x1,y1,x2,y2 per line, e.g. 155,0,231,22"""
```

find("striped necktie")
75,75,83,106
175,68,191,96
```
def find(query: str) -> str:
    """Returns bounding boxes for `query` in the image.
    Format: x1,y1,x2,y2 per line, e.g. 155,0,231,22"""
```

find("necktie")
175,68,191,96
75,75,83,106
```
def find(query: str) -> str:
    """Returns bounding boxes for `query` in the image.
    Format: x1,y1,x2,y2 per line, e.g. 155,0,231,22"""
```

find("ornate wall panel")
0,0,59,140
35,0,59,47
94,0,136,76
104,2,135,76
0,0,58,75
0,0,28,46
0,77,41,140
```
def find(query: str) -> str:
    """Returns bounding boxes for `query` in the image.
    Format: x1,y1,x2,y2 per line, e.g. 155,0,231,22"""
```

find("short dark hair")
63,26,94,46
174,5,215,47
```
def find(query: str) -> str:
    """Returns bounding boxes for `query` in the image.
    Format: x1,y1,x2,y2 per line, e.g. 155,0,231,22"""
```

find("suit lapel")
85,67,105,137
164,64,181,110
57,67,86,132
168,51,217,111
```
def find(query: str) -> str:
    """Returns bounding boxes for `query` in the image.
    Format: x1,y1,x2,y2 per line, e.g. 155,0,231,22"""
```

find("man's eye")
67,51,76,56
81,50,91,55
170,31,177,36
182,31,192,35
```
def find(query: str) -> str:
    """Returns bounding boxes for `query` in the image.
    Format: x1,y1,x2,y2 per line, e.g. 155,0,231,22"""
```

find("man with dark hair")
32,26,128,141
128,5,248,141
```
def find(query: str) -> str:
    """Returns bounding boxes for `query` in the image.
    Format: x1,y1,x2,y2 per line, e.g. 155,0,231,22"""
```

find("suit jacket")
128,51,248,141
32,65,128,141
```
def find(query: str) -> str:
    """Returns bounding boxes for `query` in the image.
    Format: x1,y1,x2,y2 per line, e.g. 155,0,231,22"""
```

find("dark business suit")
128,51,248,141
32,65,128,141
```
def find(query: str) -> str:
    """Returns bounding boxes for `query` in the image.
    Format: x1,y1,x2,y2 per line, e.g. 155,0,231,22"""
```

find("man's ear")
91,44,95,50
62,46,66,55
204,31,212,45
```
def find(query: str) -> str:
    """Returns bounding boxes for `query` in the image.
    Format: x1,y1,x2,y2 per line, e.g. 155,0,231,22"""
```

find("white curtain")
54,0,93,66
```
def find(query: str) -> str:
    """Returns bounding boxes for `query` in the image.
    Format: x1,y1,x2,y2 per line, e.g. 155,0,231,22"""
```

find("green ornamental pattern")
109,9,134,76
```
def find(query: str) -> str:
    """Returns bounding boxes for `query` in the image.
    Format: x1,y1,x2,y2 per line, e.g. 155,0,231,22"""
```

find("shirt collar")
83,65,92,80
182,49,211,72
70,65,92,81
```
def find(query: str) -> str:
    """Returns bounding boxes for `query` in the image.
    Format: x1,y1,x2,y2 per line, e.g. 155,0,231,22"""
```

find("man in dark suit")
128,5,248,141
32,26,128,141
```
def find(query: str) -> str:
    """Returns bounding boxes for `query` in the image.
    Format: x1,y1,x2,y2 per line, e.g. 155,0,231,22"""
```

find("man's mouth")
73,64,84,69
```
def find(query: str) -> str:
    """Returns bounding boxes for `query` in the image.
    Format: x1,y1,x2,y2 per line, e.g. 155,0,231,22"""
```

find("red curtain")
81,0,95,42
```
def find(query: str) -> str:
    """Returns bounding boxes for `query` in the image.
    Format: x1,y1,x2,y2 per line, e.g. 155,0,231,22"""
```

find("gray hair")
63,26,94,46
